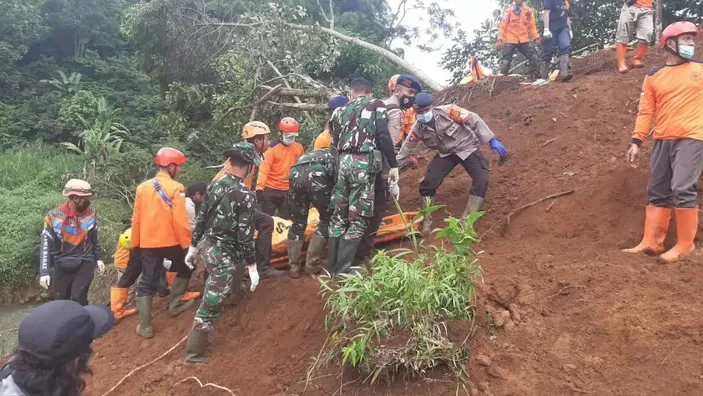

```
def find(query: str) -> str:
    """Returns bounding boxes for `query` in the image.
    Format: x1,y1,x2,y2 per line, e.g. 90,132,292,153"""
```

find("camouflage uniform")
287,149,337,241
190,174,256,333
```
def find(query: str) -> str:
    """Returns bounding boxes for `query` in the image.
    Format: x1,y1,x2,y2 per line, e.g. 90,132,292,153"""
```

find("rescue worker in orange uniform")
624,22,702,263
497,0,541,78
314,96,350,150
615,0,655,73
257,117,305,219
214,121,285,278
132,147,197,338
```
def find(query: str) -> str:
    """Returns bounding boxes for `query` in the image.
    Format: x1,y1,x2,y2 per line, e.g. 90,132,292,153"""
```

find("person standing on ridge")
39,179,105,306
257,117,305,219
184,142,261,364
131,147,198,339
542,0,573,82
615,0,655,73
397,93,508,235
624,22,702,263
328,78,399,276
497,0,542,79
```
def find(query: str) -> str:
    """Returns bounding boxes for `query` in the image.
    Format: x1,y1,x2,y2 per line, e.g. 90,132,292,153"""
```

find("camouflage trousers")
192,240,241,333
329,153,376,241
288,177,333,241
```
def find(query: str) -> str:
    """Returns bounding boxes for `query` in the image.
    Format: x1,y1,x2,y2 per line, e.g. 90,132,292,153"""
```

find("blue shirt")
543,0,569,32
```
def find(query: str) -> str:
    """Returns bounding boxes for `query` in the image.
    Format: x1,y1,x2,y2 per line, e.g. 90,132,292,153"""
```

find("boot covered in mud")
168,277,197,316
184,329,208,364
135,296,154,339
327,237,341,276
166,271,201,302
420,196,434,236
559,54,573,82
659,208,698,263
110,287,137,322
336,238,362,276
304,233,326,275
156,272,170,298
287,240,305,279
539,61,550,81
462,195,485,219
622,206,671,255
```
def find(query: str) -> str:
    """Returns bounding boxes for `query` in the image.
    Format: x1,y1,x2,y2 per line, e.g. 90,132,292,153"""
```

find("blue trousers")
542,27,571,61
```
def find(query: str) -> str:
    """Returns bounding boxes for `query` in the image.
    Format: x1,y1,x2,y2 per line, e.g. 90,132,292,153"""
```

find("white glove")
389,182,400,200
96,260,105,273
162,259,172,270
247,264,259,291
543,29,552,38
39,275,51,290
569,30,573,39
388,167,399,184
184,245,197,269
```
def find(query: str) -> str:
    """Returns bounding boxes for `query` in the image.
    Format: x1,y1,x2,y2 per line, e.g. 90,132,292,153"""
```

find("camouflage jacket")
330,96,398,168
192,174,256,265
289,148,337,190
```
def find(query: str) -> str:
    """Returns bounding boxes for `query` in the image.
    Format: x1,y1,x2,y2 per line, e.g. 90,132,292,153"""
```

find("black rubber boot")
336,239,362,276
540,61,550,81
304,233,326,275
559,54,573,82
327,237,341,276
287,240,305,279
184,329,208,364
168,277,196,316
135,296,154,339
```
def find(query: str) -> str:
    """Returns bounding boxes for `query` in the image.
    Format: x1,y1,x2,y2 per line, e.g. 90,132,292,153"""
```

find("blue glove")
489,138,507,157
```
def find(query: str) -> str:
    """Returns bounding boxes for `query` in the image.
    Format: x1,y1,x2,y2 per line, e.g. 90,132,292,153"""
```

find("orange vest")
499,5,539,44
257,142,304,191
314,130,332,150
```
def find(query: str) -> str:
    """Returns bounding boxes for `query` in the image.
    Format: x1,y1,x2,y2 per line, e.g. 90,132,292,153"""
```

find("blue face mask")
418,111,433,124
679,45,695,60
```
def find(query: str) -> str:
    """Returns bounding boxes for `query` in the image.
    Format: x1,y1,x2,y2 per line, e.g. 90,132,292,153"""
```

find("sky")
386,0,500,83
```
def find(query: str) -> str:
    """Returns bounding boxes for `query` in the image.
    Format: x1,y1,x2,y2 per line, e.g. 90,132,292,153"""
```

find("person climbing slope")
615,0,655,73
542,0,573,82
397,93,508,235
624,22,702,263
184,142,261,363
257,117,305,219
497,0,541,79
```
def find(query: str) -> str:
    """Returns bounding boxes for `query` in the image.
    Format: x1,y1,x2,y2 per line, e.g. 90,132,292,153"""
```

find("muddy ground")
84,45,703,396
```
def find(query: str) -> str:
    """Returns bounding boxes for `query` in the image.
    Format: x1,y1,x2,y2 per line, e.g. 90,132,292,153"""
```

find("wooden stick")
546,198,558,212
176,377,236,395
101,335,188,396
661,342,682,365
543,137,559,147
250,84,283,121
506,190,575,226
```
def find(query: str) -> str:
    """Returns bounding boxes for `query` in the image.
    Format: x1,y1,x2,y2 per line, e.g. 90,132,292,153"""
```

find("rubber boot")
540,61,550,81
632,42,649,68
135,296,154,339
168,277,197,316
462,195,485,219
287,240,305,279
157,272,170,298
110,287,137,322
622,206,672,255
327,237,341,276
559,54,573,82
420,197,434,236
336,239,362,276
304,233,326,275
184,329,208,364
500,59,511,76
166,272,201,302
616,43,629,74
659,208,698,263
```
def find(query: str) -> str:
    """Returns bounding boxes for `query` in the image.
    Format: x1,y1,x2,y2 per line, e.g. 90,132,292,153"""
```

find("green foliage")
58,89,99,134
319,213,483,382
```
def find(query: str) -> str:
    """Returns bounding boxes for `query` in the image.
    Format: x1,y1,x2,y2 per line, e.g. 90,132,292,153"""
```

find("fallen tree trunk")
260,85,334,98
268,101,329,110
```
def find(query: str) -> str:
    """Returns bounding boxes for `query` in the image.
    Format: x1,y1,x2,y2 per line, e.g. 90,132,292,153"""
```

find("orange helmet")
241,121,271,140
388,74,400,92
278,117,300,134
661,21,699,48
155,147,186,167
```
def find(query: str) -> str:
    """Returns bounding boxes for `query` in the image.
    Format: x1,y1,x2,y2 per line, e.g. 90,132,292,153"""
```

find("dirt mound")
85,45,703,396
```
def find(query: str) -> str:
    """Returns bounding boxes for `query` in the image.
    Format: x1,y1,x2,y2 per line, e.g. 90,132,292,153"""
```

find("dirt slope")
85,46,703,396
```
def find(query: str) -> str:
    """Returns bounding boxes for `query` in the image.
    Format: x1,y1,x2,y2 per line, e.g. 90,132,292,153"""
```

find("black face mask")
77,200,91,212
400,95,416,110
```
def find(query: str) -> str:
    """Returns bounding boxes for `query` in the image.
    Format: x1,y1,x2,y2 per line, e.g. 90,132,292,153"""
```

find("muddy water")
0,305,35,356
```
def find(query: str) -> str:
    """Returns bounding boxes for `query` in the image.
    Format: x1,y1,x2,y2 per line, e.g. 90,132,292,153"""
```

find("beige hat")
62,179,93,197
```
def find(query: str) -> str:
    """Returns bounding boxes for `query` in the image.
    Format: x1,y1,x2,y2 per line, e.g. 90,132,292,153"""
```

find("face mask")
281,134,297,146
77,200,90,212
400,95,415,110
679,45,695,60
514,5,522,15
418,111,433,124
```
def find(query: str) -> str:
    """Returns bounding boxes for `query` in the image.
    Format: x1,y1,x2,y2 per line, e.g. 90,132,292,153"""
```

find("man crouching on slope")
623,22,702,263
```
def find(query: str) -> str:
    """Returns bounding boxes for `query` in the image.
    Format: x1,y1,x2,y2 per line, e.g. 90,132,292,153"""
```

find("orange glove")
496,40,503,50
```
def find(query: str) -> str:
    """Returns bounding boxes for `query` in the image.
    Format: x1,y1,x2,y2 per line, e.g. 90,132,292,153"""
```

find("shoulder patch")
647,64,666,77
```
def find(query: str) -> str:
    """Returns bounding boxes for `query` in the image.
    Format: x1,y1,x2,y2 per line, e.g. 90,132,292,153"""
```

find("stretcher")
267,209,424,268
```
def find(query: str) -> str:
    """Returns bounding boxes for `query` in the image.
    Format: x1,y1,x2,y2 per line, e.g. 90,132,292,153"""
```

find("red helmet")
388,74,399,92
278,117,300,134
661,21,699,48
155,147,186,167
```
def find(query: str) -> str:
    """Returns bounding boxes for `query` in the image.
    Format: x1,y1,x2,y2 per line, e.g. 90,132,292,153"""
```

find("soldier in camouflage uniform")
183,141,261,364
286,148,338,278
328,78,400,276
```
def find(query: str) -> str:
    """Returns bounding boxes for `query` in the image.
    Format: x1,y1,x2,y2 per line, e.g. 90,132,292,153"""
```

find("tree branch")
266,60,313,122
259,85,334,98
268,102,329,110
251,84,283,121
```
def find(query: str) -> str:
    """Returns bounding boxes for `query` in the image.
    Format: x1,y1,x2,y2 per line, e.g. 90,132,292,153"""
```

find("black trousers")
501,43,540,77
419,151,490,199
136,246,192,297
358,173,388,260
53,260,94,306
254,210,274,272
261,188,290,220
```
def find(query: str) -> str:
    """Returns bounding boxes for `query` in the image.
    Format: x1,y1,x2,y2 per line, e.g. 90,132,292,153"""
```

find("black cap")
415,93,434,108
395,74,423,92
18,300,115,363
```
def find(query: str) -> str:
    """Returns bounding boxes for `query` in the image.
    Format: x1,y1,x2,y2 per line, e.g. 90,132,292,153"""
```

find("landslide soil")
85,46,703,396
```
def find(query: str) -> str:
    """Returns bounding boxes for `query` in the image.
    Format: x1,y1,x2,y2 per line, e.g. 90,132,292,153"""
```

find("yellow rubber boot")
622,206,671,255
659,208,698,263
632,42,649,68
616,43,629,74
110,287,137,322
166,271,201,302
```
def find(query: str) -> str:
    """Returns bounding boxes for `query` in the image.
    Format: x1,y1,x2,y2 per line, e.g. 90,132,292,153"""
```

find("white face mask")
281,134,297,146
679,45,695,60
